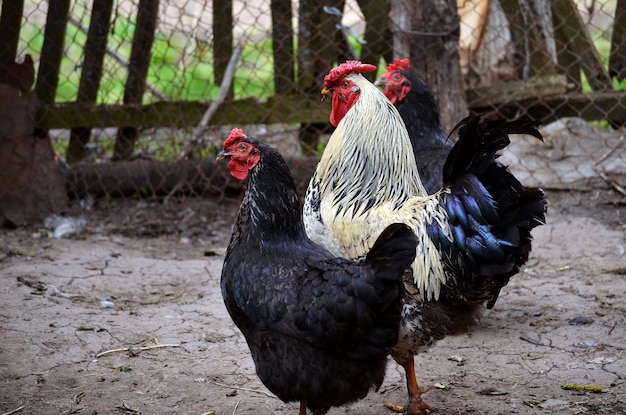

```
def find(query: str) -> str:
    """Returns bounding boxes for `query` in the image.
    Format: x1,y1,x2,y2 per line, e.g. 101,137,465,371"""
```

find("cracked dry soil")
0,188,625,415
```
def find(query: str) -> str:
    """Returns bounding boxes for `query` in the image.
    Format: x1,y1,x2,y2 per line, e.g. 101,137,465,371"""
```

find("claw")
384,402,406,413
385,395,435,415
388,359,435,415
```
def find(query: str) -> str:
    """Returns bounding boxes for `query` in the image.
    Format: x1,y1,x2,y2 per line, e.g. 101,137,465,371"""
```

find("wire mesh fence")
2,0,626,228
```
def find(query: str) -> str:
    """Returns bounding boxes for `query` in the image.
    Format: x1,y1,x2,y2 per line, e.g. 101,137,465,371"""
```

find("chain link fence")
3,0,625,231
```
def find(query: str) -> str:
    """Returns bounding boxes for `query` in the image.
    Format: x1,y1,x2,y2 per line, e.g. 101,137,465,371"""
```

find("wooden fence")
1,0,626,165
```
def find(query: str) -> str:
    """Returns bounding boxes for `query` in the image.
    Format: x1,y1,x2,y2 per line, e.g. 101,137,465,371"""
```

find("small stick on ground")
95,343,181,358
232,399,241,415
593,135,624,166
115,402,142,414
209,380,277,398
597,172,626,196
1,405,25,415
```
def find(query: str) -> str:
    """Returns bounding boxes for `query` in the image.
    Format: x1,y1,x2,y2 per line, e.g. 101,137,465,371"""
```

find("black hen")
375,58,453,194
218,128,418,415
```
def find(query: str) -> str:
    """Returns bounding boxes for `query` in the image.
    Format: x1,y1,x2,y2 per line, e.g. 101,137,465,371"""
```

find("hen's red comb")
223,128,247,148
324,60,377,86
386,58,410,72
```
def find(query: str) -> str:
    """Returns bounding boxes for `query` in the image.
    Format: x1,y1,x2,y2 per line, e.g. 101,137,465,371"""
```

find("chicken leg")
385,359,434,415
300,400,328,415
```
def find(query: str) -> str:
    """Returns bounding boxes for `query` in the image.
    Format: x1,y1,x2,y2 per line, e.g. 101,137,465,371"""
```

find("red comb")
386,58,410,72
223,128,247,148
324,60,377,86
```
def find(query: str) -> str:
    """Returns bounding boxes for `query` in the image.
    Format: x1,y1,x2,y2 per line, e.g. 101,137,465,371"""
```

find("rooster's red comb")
386,58,410,72
223,128,247,148
324,60,377,86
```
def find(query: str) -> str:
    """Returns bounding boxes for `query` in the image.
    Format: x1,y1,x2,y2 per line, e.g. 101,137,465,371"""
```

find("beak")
216,149,231,161
373,77,386,87
320,87,331,102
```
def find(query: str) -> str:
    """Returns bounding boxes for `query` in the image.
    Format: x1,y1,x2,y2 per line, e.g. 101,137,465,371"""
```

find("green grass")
20,1,622,105
18,6,276,105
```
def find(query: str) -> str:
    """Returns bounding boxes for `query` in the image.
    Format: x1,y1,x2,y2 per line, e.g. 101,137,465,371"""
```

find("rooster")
303,61,547,415
218,128,418,415
374,58,454,194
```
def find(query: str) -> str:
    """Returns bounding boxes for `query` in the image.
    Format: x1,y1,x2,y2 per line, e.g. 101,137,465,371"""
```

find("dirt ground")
0,192,624,415
1,120,626,415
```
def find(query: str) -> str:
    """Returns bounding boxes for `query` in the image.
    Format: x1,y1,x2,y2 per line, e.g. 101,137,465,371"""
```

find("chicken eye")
238,144,247,152
393,74,402,82
342,81,350,89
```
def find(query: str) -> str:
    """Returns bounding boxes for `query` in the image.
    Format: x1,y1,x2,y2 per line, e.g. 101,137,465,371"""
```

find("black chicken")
217,128,418,415
375,58,453,194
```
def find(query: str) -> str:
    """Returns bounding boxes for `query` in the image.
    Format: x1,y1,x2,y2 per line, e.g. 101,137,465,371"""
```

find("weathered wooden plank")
554,22,582,91
65,156,320,198
391,0,467,132
213,0,233,92
67,0,114,164
297,0,345,154
551,0,612,91
472,91,626,124
466,75,570,107
609,0,626,81
271,0,296,95
0,0,25,66
112,0,159,161
499,0,557,77
357,0,392,81
297,0,346,91
36,96,331,129
37,89,626,131
34,0,71,105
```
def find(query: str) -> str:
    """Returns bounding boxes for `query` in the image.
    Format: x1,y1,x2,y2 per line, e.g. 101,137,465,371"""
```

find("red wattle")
229,160,250,181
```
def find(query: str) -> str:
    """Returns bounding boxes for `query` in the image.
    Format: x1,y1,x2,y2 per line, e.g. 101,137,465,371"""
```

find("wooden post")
297,0,345,155
551,0,612,92
1,57,68,226
0,0,25,79
213,0,233,97
500,0,557,78
112,0,159,161
67,0,114,164
271,0,296,95
609,0,626,81
357,0,393,81
609,0,626,127
390,0,467,132
34,0,71,139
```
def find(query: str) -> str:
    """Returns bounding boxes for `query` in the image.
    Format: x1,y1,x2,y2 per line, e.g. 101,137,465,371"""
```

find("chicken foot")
299,400,327,415
385,359,434,415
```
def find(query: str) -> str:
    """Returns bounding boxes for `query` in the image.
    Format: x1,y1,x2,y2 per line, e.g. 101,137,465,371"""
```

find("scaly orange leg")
385,359,434,415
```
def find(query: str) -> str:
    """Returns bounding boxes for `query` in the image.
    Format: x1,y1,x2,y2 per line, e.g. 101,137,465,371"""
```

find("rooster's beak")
216,150,231,161
320,87,331,102
374,77,386,87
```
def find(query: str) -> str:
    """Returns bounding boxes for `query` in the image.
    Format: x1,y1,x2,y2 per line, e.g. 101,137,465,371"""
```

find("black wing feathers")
443,116,542,183
222,135,416,373
431,115,546,308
